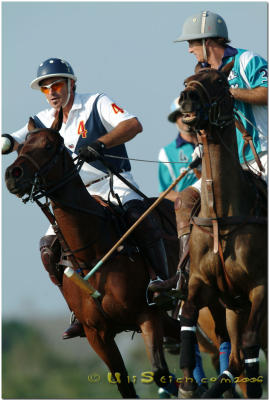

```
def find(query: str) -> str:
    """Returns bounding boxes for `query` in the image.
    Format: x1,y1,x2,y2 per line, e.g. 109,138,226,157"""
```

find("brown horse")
5,112,186,398
176,63,267,398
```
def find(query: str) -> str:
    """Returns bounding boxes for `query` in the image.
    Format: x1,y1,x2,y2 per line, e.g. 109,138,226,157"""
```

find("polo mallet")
64,157,201,296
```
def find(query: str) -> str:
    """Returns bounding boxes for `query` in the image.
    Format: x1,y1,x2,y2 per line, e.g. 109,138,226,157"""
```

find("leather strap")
201,132,219,253
235,115,264,173
192,215,267,227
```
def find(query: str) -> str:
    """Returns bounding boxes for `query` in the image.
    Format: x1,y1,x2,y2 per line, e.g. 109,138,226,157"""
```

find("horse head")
5,108,68,199
178,61,235,132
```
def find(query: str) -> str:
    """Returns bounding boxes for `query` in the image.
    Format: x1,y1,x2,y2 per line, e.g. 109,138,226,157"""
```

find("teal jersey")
158,134,198,192
221,47,268,163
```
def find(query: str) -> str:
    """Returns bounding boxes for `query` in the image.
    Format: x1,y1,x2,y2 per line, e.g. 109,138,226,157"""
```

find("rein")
19,131,106,219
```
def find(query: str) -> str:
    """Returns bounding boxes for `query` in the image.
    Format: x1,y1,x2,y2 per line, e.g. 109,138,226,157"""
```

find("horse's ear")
51,107,63,132
194,62,204,74
220,60,235,77
28,117,37,132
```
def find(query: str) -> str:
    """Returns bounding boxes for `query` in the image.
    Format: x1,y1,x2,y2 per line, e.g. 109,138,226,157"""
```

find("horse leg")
178,287,201,398
241,284,266,398
83,325,137,398
202,306,243,398
138,311,177,397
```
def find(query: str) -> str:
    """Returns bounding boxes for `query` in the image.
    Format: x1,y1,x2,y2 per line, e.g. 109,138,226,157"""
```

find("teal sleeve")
245,55,268,88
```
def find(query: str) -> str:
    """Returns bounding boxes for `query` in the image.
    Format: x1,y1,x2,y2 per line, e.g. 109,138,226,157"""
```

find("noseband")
185,76,234,129
17,129,83,202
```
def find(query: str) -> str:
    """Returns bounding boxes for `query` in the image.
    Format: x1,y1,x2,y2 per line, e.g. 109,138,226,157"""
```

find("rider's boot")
147,187,200,295
123,200,169,292
40,235,85,339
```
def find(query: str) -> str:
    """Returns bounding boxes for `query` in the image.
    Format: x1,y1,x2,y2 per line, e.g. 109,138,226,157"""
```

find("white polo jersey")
11,92,136,186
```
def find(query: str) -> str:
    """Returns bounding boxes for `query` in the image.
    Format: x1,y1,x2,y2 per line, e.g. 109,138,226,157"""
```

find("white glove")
1,135,13,154
192,143,204,161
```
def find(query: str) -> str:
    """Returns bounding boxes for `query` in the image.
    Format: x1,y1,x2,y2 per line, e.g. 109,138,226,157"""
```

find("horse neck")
200,124,251,218
50,174,109,258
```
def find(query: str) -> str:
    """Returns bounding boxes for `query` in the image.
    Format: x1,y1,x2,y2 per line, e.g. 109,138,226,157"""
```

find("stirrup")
146,278,177,310
146,277,163,306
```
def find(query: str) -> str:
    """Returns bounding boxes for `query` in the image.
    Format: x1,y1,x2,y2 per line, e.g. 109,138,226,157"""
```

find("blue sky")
1,1,267,317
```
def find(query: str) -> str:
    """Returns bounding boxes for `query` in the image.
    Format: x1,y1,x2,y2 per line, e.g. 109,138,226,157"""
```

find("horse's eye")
217,79,223,84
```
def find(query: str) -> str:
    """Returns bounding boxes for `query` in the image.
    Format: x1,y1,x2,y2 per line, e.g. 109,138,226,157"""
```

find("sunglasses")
40,79,66,94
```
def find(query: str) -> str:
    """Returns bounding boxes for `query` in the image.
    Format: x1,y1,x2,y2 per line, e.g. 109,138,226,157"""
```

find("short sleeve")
243,52,268,88
97,94,136,131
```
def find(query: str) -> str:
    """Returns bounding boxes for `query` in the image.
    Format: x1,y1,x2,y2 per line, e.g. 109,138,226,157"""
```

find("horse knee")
242,330,259,348
39,235,62,286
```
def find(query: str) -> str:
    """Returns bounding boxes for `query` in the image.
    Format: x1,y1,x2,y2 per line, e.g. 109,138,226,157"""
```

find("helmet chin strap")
62,79,71,108
202,39,208,63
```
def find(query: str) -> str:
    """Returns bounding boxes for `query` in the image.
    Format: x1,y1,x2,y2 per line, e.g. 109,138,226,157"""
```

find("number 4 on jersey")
78,121,87,138
111,103,124,114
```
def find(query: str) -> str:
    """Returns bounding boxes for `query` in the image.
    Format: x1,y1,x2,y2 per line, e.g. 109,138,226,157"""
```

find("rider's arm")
1,135,20,154
1,123,29,154
230,86,268,105
97,117,142,148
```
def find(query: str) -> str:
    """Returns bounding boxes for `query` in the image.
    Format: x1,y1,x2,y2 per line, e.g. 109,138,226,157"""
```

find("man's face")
39,77,72,109
188,40,204,62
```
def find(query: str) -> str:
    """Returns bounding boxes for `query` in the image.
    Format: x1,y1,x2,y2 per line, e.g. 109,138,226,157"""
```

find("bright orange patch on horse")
78,121,87,138
111,103,124,114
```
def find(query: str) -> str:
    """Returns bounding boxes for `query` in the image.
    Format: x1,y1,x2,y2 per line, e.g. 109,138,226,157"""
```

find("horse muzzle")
178,89,208,129
5,164,32,197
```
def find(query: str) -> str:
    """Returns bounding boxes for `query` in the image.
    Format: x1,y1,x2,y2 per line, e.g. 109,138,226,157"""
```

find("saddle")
91,195,141,259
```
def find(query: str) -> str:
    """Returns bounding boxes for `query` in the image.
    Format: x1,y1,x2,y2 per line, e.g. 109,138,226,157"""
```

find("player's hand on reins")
78,140,106,162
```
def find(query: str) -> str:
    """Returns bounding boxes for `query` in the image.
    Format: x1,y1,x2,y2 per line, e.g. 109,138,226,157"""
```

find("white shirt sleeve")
10,124,29,144
96,94,135,131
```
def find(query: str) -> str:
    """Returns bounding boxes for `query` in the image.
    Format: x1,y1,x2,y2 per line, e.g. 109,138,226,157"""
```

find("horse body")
178,64,267,398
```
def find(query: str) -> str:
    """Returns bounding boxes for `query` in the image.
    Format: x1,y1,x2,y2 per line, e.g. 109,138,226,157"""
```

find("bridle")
184,73,234,129
16,128,83,203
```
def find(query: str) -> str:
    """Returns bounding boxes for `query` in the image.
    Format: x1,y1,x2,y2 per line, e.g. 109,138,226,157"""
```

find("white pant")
192,153,267,194
45,171,142,235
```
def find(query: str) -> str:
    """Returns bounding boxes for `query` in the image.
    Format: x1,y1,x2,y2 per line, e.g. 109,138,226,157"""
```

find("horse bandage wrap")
243,345,260,378
180,316,197,369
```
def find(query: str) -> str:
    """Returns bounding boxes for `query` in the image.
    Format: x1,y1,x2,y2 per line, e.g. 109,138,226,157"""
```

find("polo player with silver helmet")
152,11,268,391
174,10,267,179
151,10,268,293
2,58,171,339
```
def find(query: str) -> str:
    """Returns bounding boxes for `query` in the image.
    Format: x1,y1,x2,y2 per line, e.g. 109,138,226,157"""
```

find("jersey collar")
176,133,195,148
200,45,238,70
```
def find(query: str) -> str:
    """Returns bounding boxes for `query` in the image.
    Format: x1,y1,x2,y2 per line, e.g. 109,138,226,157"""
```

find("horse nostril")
11,166,24,179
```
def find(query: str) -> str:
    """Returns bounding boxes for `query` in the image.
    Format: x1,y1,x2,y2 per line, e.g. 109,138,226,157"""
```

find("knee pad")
39,235,62,286
174,187,200,237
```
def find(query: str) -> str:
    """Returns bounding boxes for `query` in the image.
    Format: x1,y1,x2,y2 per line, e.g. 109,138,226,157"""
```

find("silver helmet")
174,11,229,43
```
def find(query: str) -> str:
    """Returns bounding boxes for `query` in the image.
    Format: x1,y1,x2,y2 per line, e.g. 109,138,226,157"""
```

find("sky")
1,1,268,318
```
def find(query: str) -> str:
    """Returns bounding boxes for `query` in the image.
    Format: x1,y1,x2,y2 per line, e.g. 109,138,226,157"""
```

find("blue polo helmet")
30,58,77,90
